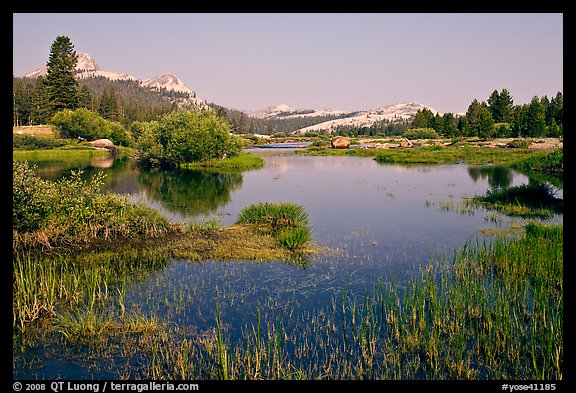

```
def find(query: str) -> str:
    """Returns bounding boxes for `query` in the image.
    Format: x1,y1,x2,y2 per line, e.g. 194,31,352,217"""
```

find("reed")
472,183,563,218
132,222,561,380
236,202,312,251
179,152,264,172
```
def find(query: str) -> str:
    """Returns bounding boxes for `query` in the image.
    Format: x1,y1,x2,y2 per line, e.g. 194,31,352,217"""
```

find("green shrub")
139,109,242,168
493,122,512,138
51,108,111,141
50,108,132,146
13,160,172,249
13,135,69,150
13,161,54,231
130,121,157,143
403,128,440,139
109,122,132,147
506,138,530,149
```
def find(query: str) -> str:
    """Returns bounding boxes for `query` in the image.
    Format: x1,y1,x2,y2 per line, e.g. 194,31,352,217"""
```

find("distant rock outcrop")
331,136,350,149
90,138,115,149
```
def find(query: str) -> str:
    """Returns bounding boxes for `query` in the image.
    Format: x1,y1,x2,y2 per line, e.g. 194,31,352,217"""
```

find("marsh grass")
179,152,264,172
236,202,312,251
473,183,563,218
13,148,108,161
68,222,561,380
511,148,563,174
297,145,545,166
189,217,225,231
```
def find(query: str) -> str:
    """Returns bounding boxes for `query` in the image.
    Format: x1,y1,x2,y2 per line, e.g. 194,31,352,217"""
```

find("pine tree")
547,92,563,126
526,96,546,137
44,35,80,115
465,99,482,136
98,88,120,122
442,112,458,138
487,88,514,124
477,104,495,139
78,85,95,110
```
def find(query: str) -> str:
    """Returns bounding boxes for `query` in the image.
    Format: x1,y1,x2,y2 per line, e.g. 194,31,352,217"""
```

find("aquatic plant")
511,148,563,173
179,152,264,172
472,183,562,218
236,202,312,251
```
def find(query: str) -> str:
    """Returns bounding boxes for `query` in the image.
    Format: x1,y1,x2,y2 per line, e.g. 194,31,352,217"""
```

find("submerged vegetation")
14,223,562,379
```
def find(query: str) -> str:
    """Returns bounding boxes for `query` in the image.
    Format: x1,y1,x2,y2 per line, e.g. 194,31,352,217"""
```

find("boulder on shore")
90,138,115,149
331,136,350,149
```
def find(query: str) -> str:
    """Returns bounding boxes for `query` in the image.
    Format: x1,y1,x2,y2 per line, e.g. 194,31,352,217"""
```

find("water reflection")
467,166,513,189
138,168,243,216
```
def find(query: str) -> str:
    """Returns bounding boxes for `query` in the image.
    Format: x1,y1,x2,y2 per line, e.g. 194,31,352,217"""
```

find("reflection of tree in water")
467,166,513,189
138,168,243,216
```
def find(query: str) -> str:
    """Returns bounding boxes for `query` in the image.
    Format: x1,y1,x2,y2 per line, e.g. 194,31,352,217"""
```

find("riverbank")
297,143,562,166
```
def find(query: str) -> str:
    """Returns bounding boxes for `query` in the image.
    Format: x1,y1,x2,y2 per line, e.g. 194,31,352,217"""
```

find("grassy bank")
511,148,563,173
178,152,264,172
13,148,110,161
471,183,563,218
137,222,563,380
297,145,551,166
13,161,315,334
18,222,561,379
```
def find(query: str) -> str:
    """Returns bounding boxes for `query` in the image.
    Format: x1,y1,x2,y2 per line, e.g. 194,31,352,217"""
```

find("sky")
13,13,563,114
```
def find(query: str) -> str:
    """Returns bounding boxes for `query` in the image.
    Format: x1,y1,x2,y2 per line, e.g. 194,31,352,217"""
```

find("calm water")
13,148,563,379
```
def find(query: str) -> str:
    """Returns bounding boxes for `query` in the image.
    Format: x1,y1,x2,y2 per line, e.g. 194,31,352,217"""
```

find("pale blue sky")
13,13,563,114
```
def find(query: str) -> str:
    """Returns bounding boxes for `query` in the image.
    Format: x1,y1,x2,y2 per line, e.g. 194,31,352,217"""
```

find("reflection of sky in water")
15,151,563,379
119,153,562,341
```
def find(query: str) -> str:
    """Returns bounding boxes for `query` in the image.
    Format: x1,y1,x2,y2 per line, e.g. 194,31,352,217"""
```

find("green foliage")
493,122,512,138
13,161,54,231
276,227,311,251
477,105,495,139
109,122,132,147
50,108,132,146
403,128,440,139
44,35,80,115
506,138,530,149
13,76,51,125
526,96,546,137
180,152,264,172
236,202,312,250
13,160,172,250
487,88,514,124
13,135,69,150
98,88,121,122
473,183,563,218
138,109,242,168
511,148,563,173
130,121,157,143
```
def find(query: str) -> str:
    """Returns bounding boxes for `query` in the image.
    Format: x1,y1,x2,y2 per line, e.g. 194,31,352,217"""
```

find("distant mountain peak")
76,52,99,72
141,73,193,94
294,102,438,134
22,52,210,111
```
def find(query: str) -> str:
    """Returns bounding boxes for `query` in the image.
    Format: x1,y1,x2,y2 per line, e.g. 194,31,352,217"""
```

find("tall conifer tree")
44,35,80,115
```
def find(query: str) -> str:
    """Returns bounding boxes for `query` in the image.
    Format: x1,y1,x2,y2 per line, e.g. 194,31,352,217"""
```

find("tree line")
410,89,562,139
14,36,563,141
326,89,562,139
